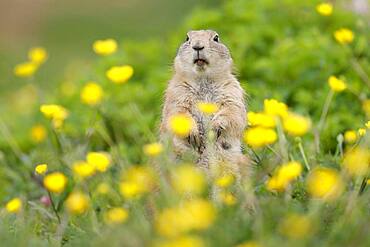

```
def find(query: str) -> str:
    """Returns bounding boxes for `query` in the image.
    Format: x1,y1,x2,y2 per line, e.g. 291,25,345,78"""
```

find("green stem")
48,191,61,223
297,138,310,171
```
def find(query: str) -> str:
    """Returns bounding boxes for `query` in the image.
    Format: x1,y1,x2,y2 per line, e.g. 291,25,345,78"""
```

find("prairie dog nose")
192,44,204,51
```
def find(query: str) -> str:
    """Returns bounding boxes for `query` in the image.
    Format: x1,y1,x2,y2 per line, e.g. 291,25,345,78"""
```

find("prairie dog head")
174,30,233,79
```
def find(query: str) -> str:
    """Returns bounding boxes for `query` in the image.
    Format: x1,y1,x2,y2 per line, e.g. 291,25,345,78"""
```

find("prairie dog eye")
185,35,190,42
213,35,219,42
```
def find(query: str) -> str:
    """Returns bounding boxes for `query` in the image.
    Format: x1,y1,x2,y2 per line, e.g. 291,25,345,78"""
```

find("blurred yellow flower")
334,28,354,45
43,172,67,193
197,101,219,115
73,161,96,178
28,47,48,64
30,124,47,143
156,199,216,237
80,82,103,106
316,3,333,16
328,76,347,92
104,207,129,224
362,99,370,116
283,113,311,136
172,165,206,195
358,128,366,137
96,182,110,194
143,142,163,157
243,127,277,148
215,174,234,188
106,65,134,84
248,111,275,128
169,114,193,137
264,99,288,118
40,104,69,128
14,62,38,77
86,152,111,172
266,161,302,192
92,39,117,56
35,163,48,175
307,167,343,201
366,121,370,129
219,192,237,206
343,148,369,176
120,166,156,199
279,214,312,239
236,241,262,247
5,197,22,214
154,235,205,247
66,191,89,215
344,130,357,143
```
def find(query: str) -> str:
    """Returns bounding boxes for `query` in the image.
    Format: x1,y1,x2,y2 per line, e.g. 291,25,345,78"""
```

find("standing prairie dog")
160,30,247,175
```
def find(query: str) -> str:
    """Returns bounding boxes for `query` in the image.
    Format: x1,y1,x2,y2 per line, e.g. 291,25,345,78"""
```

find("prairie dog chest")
190,78,222,105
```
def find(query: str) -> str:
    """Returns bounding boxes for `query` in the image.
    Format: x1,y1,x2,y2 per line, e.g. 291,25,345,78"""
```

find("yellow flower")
307,167,343,201
247,111,275,128
243,127,277,148
65,191,89,215
264,99,288,118
343,148,369,176
106,65,134,84
40,104,69,128
334,28,354,45
358,128,366,137
96,182,110,194
5,197,22,214
328,76,347,92
236,241,262,247
14,62,38,77
154,235,205,247
43,172,68,193
28,47,48,64
120,166,156,199
72,161,96,178
197,101,219,115
35,163,48,175
215,174,235,188
316,3,333,16
344,130,357,143
30,124,47,143
279,214,312,239
362,99,370,116
169,114,193,138
104,207,129,224
266,161,302,192
143,142,163,157
219,192,237,206
366,121,370,129
92,39,117,56
283,113,311,136
80,82,103,106
155,199,216,237
86,152,111,172
172,165,206,195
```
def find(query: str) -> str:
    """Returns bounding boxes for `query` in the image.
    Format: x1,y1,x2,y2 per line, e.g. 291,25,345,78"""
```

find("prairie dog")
160,30,247,174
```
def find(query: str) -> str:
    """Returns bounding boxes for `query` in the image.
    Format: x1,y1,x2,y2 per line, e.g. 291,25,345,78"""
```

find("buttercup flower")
307,167,343,201
14,62,38,77
28,47,48,64
266,161,302,192
93,39,117,56
248,111,276,128
334,28,354,45
106,65,134,84
40,104,69,128
143,142,163,157
86,152,111,172
343,148,369,176
197,101,219,115
279,214,312,239
316,3,333,16
264,99,288,118
358,128,366,136
219,192,237,206
171,165,206,195
362,99,370,116
5,197,22,214
344,130,357,143
73,161,96,178
80,82,103,106
30,124,47,143
154,235,205,247
328,76,346,92
120,166,156,199
283,113,311,136
43,172,68,193
169,114,193,137
104,207,129,224
215,174,235,188
35,163,48,175
66,191,89,215
244,127,277,148
366,121,370,129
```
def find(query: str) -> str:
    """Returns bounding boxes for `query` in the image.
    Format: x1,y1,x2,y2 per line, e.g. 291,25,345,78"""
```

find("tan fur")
160,30,248,175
